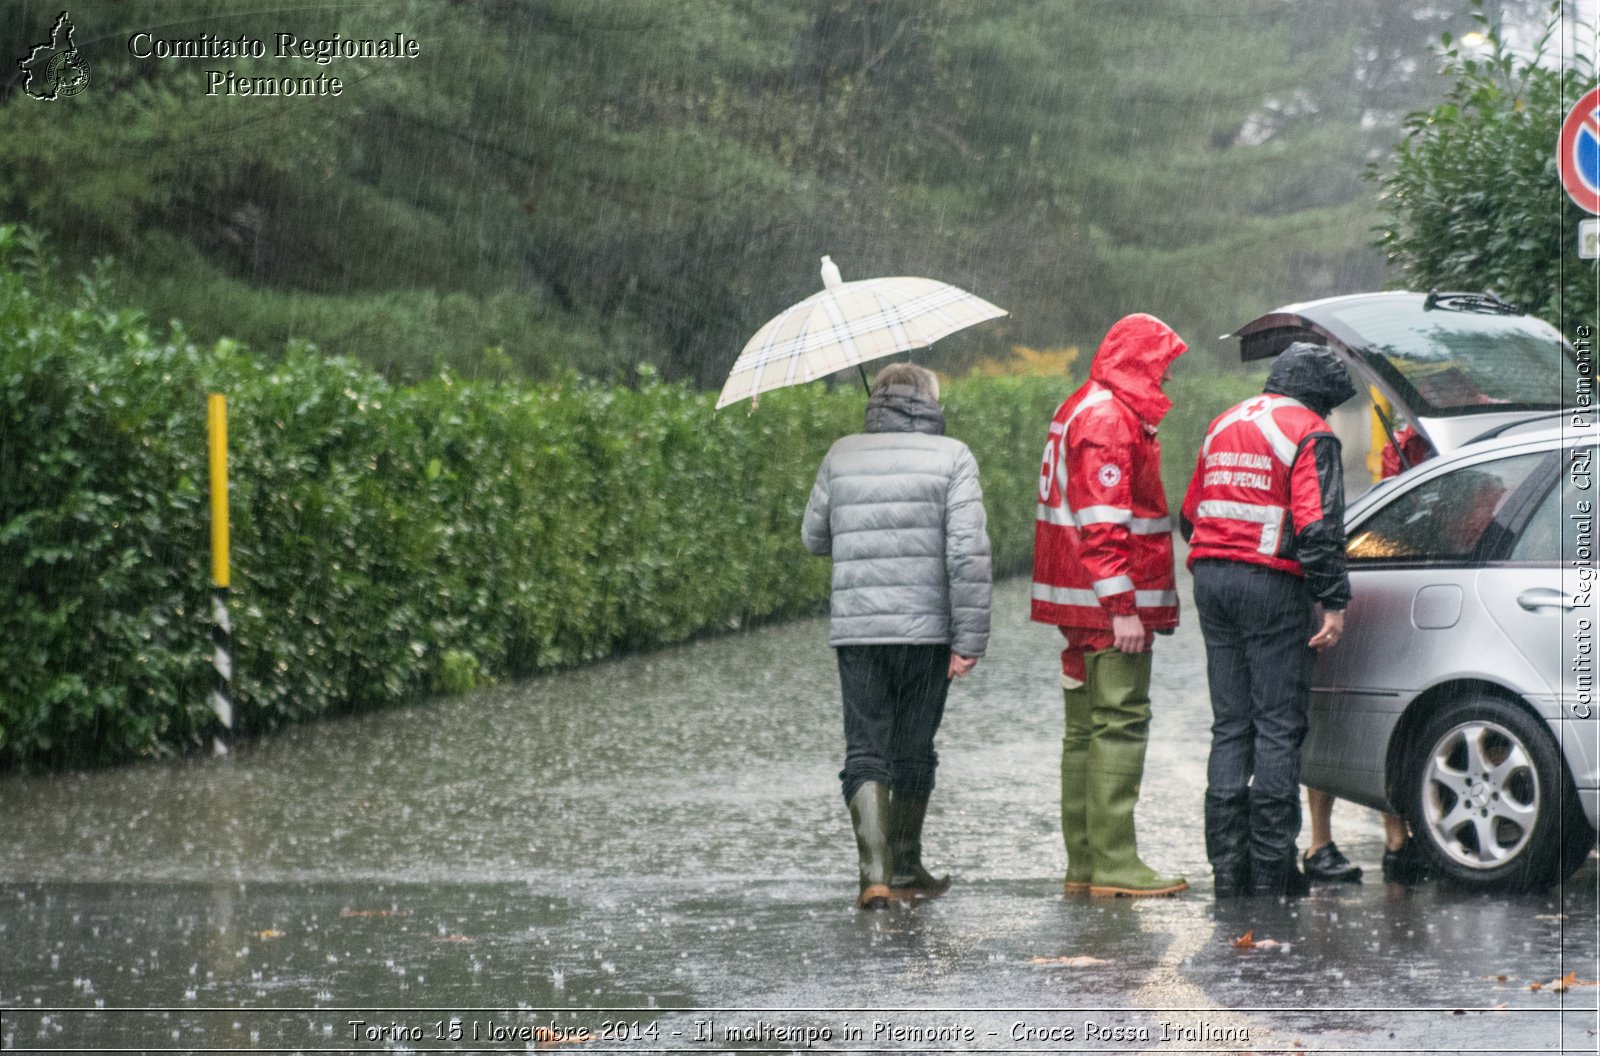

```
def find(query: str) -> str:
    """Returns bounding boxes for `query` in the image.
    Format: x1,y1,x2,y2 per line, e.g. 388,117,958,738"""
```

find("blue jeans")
1193,560,1316,867
836,644,951,804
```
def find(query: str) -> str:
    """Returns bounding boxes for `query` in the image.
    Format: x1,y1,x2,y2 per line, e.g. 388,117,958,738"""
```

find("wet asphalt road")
1,574,1597,1055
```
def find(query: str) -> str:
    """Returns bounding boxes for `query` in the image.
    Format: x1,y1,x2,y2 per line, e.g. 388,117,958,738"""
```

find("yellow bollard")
208,394,230,588
207,394,234,752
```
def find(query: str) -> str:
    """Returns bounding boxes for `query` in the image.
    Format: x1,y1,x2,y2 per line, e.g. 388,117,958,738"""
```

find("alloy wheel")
1418,719,1539,871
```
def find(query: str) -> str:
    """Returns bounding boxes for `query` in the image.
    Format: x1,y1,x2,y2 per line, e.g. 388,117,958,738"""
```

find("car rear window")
1322,300,1573,414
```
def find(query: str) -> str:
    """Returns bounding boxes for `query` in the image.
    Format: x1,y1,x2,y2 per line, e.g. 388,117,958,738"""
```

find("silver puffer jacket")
801,384,992,657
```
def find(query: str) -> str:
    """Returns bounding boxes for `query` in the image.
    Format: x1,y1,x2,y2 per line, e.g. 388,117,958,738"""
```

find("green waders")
1081,647,1187,898
1060,682,1093,894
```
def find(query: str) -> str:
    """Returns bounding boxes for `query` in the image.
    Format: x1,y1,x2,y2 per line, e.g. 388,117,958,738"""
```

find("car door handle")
1517,589,1579,611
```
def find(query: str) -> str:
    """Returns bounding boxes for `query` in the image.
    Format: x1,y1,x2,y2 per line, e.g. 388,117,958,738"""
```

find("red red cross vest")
1031,381,1180,631
1180,393,1335,575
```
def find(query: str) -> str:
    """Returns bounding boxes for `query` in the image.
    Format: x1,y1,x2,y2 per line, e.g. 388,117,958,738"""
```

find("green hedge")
0,230,1252,771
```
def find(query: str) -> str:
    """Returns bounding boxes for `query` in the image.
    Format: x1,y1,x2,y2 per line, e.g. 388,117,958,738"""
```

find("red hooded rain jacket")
1031,314,1186,633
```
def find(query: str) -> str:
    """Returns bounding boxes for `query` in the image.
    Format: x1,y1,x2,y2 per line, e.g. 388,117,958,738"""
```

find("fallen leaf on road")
1027,955,1109,967
1529,972,1597,993
253,929,285,940
434,934,475,944
1230,930,1285,950
1550,972,1579,993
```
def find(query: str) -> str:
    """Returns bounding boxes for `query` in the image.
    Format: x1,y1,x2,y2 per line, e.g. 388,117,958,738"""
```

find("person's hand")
1111,613,1148,653
1308,609,1345,651
948,654,978,679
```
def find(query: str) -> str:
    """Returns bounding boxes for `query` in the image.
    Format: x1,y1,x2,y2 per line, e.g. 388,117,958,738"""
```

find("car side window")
1346,452,1546,562
1510,446,1597,563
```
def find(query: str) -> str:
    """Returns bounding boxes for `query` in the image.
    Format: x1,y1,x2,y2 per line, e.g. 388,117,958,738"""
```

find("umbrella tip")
820,255,842,290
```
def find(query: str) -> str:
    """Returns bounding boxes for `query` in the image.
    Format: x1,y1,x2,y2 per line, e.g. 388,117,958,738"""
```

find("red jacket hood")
1088,314,1187,426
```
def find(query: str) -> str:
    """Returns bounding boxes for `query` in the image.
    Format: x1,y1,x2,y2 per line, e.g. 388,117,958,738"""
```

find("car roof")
1345,418,1594,520
1461,417,1597,448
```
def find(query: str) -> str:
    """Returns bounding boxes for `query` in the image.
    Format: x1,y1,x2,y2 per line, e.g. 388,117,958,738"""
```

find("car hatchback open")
1227,291,1597,892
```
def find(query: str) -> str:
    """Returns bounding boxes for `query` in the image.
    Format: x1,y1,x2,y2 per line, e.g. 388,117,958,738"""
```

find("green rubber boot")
888,795,951,899
848,782,893,909
1061,684,1093,895
1082,649,1187,898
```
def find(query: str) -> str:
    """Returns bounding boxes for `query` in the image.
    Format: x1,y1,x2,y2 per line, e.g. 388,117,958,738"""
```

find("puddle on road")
2,578,1596,1052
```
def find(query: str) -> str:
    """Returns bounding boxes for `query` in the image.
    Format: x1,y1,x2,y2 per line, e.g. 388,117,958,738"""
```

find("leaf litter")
1232,930,1288,951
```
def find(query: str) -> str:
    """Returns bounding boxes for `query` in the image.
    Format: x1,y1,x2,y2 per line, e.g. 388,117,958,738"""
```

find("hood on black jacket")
1264,342,1357,418
865,384,946,435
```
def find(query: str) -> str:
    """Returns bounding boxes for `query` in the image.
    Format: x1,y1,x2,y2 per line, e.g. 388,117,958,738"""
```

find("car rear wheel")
1401,694,1590,892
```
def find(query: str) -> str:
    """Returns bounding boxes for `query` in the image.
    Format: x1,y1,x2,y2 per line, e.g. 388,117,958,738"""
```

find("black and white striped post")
207,393,234,755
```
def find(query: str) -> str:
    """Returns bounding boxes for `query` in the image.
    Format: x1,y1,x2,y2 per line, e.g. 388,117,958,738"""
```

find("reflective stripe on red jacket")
1031,380,1180,631
1180,393,1341,582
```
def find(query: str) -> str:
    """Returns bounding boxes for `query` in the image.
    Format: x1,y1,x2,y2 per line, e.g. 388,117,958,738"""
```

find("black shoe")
1303,841,1363,884
1382,840,1430,886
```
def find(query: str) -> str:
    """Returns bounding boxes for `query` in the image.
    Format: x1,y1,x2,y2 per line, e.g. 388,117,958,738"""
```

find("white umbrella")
715,256,1008,409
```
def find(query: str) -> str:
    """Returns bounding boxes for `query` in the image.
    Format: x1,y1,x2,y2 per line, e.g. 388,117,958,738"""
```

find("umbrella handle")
858,364,871,394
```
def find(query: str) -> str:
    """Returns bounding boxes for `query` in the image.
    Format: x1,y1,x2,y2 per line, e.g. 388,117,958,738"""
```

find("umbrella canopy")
715,256,1007,409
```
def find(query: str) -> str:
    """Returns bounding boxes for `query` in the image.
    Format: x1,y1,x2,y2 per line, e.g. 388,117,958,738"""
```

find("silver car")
1230,291,1598,891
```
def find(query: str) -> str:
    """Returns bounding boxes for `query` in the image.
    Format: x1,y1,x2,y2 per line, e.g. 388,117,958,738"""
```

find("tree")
2,1,1541,384
1374,0,1595,325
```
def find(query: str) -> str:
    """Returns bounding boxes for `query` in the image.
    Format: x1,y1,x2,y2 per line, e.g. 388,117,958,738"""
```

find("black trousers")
836,644,951,805
1192,559,1317,867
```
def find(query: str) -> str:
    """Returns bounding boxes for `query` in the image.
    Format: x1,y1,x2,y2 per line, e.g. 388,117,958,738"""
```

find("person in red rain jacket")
1032,313,1189,898
1179,341,1356,899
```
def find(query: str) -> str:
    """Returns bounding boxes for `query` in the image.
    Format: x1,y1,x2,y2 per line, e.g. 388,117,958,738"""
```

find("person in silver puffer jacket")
802,362,992,909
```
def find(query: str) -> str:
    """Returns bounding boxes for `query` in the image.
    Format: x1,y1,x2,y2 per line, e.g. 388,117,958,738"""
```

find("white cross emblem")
1239,395,1273,421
